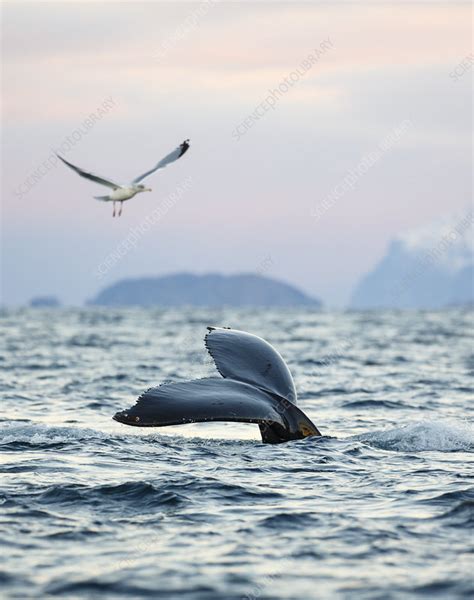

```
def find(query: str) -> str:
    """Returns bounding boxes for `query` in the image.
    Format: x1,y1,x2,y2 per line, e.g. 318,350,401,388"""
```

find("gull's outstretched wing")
113,378,284,428
205,327,298,403
132,139,190,183
57,155,120,189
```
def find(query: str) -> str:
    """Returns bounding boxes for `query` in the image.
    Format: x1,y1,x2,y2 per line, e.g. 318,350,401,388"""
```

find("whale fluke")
204,327,297,402
113,327,321,443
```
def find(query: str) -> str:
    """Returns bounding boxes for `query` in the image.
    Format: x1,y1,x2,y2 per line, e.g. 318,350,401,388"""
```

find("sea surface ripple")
1,307,473,599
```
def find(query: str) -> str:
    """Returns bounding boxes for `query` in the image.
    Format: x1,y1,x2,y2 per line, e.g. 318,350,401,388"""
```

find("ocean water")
1,307,473,599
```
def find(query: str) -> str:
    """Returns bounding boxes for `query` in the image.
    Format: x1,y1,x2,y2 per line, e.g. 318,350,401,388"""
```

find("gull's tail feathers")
94,195,111,202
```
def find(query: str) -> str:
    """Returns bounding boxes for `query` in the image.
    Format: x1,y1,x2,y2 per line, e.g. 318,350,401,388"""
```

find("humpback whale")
113,327,321,443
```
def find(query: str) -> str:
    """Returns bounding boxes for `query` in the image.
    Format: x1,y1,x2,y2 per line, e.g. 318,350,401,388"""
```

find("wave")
0,422,256,451
2,478,280,516
0,423,110,448
342,399,410,409
437,500,474,527
353,420,474,452
258,512,319,530
37,481,184,510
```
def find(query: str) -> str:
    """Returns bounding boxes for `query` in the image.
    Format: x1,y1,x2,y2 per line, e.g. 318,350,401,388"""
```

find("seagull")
57,139,190,217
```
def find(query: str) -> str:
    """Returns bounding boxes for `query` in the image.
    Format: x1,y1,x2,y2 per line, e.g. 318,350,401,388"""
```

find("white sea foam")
354,420,474,452
0,423,109,446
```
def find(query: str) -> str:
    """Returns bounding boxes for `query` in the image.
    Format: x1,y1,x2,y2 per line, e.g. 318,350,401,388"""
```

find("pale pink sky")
2,1,472,306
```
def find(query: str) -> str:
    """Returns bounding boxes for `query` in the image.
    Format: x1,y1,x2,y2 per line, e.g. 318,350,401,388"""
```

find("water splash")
354,420,474,452
0,424,109,447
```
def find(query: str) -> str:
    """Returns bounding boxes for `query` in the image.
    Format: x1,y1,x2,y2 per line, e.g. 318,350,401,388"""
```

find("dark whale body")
113,327,321,443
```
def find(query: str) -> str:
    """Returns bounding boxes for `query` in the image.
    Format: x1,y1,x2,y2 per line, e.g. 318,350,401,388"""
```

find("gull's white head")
136,184,152,192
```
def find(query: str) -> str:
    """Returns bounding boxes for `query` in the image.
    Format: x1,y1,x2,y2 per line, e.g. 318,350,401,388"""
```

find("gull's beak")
146,188,152,192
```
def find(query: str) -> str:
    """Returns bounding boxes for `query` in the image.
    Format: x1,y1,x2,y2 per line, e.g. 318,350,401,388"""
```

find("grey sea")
1,307,473,599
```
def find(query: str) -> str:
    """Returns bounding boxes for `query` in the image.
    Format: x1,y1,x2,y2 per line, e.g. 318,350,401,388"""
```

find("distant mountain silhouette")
29,296,61,308
351,212,473,309
90,273,321,308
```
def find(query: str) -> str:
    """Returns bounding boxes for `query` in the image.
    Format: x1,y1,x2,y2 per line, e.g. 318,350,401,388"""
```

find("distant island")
351,212,473,309
90,273,321,308
29,296,61,308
